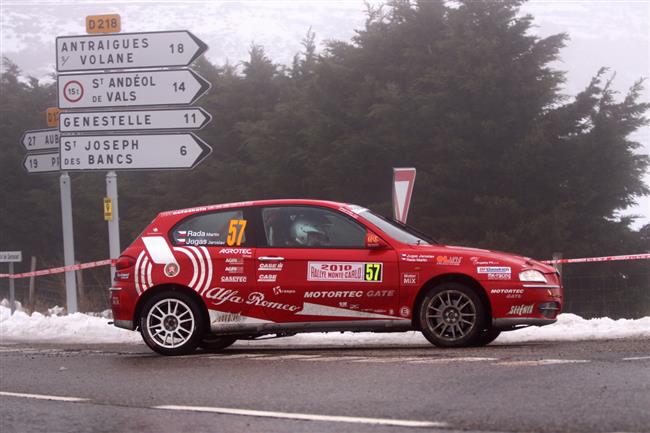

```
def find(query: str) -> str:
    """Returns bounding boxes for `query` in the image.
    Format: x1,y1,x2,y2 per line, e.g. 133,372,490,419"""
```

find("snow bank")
1,302,648,346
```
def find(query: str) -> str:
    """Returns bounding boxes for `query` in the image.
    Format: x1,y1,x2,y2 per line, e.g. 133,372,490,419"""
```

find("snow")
1,300,648,347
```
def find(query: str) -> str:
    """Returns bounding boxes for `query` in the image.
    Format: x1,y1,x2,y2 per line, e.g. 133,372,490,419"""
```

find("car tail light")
115,255,136,270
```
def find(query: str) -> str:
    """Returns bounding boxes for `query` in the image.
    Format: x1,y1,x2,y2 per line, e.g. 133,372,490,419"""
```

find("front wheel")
140,291,204,356
419,283,487,347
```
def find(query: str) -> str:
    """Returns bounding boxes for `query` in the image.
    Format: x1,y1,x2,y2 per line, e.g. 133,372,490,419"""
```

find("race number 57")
364,263,383,281
227,219,247,246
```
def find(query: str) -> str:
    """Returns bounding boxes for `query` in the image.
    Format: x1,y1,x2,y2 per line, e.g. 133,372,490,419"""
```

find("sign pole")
9,262,15,314
60,172,78,313
106,171,120,283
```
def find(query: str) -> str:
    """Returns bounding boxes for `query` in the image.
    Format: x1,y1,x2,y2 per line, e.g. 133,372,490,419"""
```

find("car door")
253,205,400,326
168,207,258,331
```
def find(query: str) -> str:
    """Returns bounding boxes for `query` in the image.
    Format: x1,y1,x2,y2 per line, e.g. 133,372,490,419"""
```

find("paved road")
1,338,649,433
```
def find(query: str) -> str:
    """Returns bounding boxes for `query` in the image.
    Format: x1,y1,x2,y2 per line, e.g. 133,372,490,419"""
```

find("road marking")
350,356,425,363
494,359,590,366
0,391,89,402
153,404,447,428
622,356,650,361
207,354,268,359
298,356,369,362
408,357,497,364
249,354,322,360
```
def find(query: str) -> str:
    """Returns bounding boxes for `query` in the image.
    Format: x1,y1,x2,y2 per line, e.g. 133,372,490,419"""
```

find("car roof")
157,199,356,218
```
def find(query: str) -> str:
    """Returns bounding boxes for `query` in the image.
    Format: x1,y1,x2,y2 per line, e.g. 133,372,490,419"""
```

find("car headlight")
519,269,547,283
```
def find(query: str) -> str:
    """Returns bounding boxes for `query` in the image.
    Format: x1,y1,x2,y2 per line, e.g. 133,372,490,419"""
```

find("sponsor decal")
272,286,295,295
164,262,180,277
258,262,283,272
307,262,383,282
507,304,534,316
218,248,252,256
367,289,396,297
305,290,363,299
399,306,411,317
205,288,300,312
401,272,419,285
338,206,360,219
490,288,524,298
477,266,511,274
470,256,499,265
175,230,225,246
487,273,511,280
225,266,244,274
436,255,462,266
220,275,247,283
211,312,243,323
365,232,382,247
226,257,244,264
258,274,277,283
400,253,436,263
115,272,130,280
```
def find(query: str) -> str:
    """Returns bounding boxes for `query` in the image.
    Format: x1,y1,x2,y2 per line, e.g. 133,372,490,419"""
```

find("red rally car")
110,199,563,355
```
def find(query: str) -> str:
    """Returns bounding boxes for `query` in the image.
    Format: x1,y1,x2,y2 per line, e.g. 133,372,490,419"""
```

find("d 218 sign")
59,133,212,171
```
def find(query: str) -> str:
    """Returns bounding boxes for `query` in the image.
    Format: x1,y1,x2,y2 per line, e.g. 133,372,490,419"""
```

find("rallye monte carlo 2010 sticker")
307,262,383,282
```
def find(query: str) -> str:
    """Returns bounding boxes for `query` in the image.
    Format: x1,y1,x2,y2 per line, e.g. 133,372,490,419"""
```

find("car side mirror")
365,231,388,249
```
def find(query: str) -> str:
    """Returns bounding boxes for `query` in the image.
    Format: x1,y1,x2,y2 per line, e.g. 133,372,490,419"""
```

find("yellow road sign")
46,107,60,127
103,197,113,221
86,14,121,34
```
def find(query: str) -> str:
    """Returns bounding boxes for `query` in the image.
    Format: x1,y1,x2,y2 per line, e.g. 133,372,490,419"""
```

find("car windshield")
359,210,433,245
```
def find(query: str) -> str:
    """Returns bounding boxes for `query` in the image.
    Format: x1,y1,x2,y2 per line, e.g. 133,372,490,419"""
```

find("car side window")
261,206,366,248
171,210,246,247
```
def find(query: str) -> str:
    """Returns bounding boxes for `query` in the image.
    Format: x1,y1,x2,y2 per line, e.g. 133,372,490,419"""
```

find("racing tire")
198,335,237,351
471,328,501,347
140,291,205,356
419,282,488,348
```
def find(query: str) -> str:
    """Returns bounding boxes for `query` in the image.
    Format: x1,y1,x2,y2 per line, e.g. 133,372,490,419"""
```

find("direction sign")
59,107,212,133
21,128,60,151
23,151,60,174
56,31,208,72
57,69,210,109
60,133,212,171
0,251,22,263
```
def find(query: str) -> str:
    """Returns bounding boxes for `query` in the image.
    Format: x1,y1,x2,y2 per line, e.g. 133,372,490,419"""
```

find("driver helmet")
290,216,330,246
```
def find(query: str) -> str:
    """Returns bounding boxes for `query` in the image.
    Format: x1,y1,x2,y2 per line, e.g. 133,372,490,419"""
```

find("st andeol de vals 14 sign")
56,31,207,72
57,69,210,109
21,128,60,151
59,107,212,133
59,133,212,170
23,151,61,174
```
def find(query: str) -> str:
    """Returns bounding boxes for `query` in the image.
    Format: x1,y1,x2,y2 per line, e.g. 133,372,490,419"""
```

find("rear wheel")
140,291,204,356
419,282,487,347
199,335,237,351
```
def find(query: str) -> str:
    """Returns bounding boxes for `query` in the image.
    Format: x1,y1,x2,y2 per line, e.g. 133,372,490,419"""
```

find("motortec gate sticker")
307,262,383,282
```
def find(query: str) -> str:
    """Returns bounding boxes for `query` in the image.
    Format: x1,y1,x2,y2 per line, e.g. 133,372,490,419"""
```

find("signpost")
60,133,212,170
1,251,22,314
57,69,211,109
56,30,207,72
59,107,212,132
21,129,60,151
23,152,61,174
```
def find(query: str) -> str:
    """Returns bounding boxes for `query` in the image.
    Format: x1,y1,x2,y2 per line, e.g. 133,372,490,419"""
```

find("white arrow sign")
57,69,211,109
21,129,60,151
60,133,212,171
23,151,61,174
59,108,212,133
56,31,208,72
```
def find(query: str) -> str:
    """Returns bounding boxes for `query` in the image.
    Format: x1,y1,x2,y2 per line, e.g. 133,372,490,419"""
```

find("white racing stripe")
0,391,89,402
174,247,199,290
199,246,213,295
153,404,447,428
134,250,145,294
189,246,206,295
494,359,589,367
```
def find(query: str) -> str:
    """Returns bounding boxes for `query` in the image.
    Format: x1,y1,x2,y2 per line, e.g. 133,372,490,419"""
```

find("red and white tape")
1,253,648,280
0,259,114,280
541,253,650,265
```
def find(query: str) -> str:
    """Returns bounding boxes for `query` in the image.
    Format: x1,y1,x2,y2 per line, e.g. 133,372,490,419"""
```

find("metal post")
9,262,15,314
28,256,36,312
60,172,77,313
106,171,121,283
552,252,563,280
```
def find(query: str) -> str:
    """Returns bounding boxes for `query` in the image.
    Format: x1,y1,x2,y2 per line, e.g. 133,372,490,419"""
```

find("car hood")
407,244,557,273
